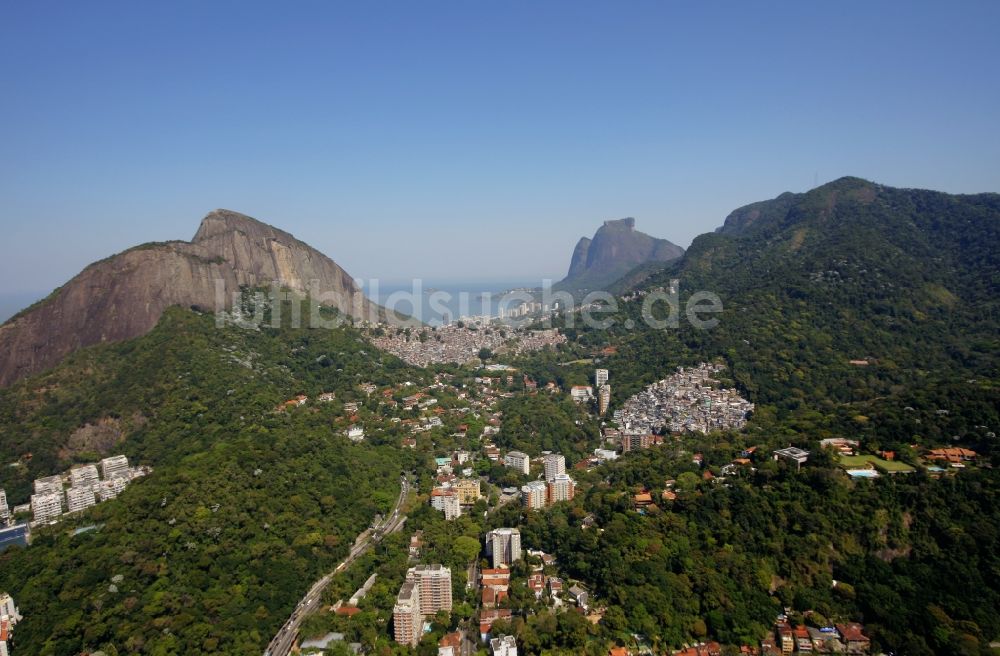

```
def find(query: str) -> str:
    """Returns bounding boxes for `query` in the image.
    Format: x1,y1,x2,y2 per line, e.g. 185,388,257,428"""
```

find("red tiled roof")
836,623,869,643
439,632,462,648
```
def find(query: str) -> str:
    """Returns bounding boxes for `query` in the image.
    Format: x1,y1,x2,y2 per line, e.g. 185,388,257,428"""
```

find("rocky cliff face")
559,217,684,290
566,236,593,280
0,210,376,387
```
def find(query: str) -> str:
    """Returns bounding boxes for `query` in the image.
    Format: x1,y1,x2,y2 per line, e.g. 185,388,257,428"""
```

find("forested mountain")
0,301,425,654
512,177,1000,654
584,177,999,417
1,177,998,655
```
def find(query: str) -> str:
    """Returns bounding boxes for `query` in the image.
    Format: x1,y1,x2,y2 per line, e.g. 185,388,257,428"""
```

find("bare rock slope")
0,210,375,387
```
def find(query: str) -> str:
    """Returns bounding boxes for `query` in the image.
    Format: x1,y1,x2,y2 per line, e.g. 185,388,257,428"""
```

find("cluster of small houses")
368,323,564,367
613,363,754,435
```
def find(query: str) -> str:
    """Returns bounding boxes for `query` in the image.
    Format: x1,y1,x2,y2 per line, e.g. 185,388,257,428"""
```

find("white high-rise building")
66,486,97,514
31,492,63,522
100,455,130,480
521,481,547,510
70,464,100,489
595,368,609,389
503,451,530,475
488,528,521,568
547,474,575,504
33,475,63,496
0,490,8,522
543,454,566,481
430,489,461,520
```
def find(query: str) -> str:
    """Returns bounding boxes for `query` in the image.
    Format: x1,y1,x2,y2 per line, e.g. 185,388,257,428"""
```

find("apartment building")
595,368,609,389
455,478,481,505
407,564,453,615
70,464,100,489
31,492,63,522
598,384,611,415
33,475,63,497
394,565,453,646
503,451,530,475
547,474,575,504
0,490,8,522
66,486,97,514
491,634,518,656
521,481,547,510
100,455,130,480
98,477,128,501
543,454,565,480
487,528,521,568
393,580,422,647
430,488,461,520
570,386,593,403
621,432,653,453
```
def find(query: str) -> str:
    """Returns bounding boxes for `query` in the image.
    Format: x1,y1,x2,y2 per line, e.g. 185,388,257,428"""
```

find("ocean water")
363,280,543,325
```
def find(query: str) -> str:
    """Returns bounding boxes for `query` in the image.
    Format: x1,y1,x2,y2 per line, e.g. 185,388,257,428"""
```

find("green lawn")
839,454,915,473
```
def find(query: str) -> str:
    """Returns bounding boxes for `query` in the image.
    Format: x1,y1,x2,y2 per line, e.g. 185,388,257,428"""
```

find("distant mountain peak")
558,218,684,290
603,217,636,230
194,209,297,243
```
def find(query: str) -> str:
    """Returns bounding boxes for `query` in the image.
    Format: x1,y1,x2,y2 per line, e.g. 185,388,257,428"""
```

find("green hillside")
557,177,1000,443
0,302,425,654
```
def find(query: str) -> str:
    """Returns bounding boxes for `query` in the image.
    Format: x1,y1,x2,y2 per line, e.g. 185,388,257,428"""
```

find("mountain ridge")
0,210,376,387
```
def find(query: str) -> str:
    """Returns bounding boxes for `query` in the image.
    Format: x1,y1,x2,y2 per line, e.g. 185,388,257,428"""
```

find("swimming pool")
847,469,880,479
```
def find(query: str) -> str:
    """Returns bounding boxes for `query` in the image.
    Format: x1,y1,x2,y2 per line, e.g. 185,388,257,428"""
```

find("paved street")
264,476,409,656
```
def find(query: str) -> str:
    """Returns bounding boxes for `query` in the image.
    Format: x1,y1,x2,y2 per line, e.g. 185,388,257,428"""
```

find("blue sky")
1,1,998,302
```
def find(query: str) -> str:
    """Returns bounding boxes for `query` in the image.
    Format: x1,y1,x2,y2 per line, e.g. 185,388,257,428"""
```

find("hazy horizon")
2,2,999,297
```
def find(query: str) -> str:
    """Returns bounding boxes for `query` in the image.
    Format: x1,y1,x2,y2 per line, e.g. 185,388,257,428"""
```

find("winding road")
264,475,409,656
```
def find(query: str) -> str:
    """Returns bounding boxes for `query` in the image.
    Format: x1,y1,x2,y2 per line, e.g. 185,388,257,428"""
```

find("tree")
453,536,481,564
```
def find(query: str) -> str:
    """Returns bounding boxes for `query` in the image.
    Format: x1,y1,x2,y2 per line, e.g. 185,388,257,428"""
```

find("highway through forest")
264,475,410,656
